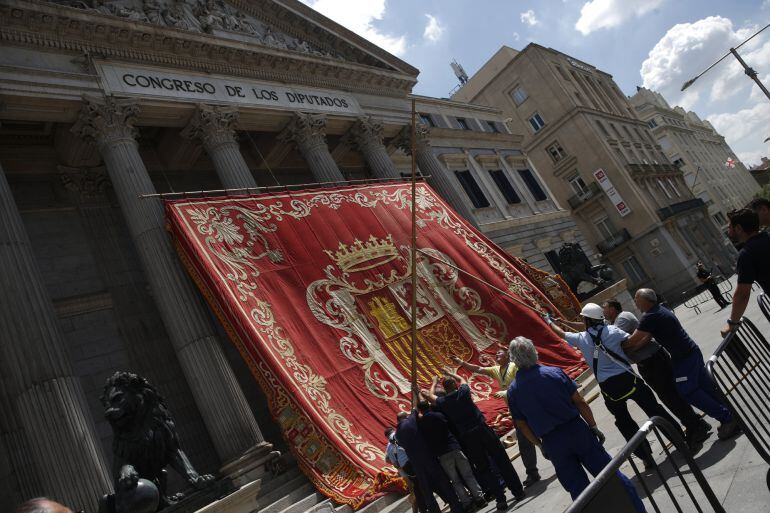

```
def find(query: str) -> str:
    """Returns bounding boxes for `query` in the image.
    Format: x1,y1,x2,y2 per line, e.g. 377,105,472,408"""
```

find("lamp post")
681,23,770,101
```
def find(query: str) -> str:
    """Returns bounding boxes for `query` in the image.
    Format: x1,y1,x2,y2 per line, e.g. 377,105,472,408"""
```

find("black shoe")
483,492,494,502
472,497,487,508
512,491,525,502
717,417,742,440
495,499,508,511
686,420,712,450
522,474,540,488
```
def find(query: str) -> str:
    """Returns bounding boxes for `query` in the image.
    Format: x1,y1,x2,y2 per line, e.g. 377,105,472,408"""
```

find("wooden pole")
410,99,418,407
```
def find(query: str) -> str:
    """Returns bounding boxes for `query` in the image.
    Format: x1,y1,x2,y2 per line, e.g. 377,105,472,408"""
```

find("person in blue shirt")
624,288,741,441
507,336,646,511
385,426,428,513
395,411,464,513
422,372,525,510
546,303,683,470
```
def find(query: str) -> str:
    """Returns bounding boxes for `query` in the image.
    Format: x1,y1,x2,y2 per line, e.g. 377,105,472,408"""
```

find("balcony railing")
657,198,705,221
596,228,632,254
567,182,602,209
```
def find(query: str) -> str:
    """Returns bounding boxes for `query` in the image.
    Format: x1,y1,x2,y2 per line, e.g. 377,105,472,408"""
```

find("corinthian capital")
347,116,385,151
181,104,240,150
278,113,328,151
394,123,431,155
72,95,139,145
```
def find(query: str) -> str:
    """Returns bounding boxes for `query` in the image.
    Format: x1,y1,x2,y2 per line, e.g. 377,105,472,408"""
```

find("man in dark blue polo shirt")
423,372,524,510
506,336,646,512
624,289,740,441
396,410,464,513
722,208,770,337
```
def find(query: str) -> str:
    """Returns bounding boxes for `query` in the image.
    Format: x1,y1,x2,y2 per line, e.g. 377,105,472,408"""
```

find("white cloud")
520,9,539,26
640,17,769,105
575,0,664,35
708,103,770,167
423,14,444,43
300,0,406,56
512,32,520,41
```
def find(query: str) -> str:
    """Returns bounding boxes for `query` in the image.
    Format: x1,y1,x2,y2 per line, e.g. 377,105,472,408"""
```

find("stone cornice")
0,0,417,98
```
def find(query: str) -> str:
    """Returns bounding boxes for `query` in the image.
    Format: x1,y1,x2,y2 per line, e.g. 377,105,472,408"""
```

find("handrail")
564,416,725,512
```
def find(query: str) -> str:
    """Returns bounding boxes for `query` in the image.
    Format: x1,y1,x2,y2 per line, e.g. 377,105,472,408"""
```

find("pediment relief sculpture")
46,0,343,59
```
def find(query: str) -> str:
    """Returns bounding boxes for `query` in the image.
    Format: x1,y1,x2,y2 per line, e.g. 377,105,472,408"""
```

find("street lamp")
681,23,770,101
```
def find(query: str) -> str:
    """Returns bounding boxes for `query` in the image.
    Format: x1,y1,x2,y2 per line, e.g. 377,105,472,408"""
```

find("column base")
219,441,279,488
194,479,262,513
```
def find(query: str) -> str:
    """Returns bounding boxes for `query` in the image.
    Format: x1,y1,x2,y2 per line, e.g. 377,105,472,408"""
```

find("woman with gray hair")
506,337,646,511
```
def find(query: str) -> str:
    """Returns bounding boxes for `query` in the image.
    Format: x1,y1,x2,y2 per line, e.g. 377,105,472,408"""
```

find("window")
554,65,571,81
614,147,628,164
595,120,609,137
528,113,545,132
454,170,490,208
622,256,648,285
546,142,567,162
713,212,727,225
456,117,471,130
511,86,529,105
568,173,590,197
418,113,435,127
609,123,622,139
657,178,673,199
594,217,615,239
488,169,521,204
486,120,500,133
647,119,658,129
545,250,562,273
517,168,548,201
622,126,633,139
667,178,681,197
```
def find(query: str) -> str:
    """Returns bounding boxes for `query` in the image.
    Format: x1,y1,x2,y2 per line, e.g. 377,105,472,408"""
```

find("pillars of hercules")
0,162,112,511
72,96,265,466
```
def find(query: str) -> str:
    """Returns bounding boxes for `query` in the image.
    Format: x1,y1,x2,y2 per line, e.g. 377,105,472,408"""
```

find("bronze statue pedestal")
219,442,279,488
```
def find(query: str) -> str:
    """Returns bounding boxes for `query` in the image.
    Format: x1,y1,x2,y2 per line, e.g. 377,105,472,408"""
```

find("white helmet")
580,303,604,320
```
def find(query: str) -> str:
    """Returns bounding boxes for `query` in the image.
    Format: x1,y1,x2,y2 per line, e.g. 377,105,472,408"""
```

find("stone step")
256,478,315,513
257,466,305,497
276,494,327,513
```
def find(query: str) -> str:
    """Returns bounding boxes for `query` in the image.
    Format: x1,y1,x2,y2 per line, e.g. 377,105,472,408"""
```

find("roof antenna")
450,59,469,85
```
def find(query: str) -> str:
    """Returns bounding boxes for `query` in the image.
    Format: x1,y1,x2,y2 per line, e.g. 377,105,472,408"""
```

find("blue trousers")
542,417,646,512
672,348,732,424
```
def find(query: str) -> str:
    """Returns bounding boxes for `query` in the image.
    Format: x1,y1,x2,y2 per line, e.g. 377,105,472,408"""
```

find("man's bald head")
14,498,73,513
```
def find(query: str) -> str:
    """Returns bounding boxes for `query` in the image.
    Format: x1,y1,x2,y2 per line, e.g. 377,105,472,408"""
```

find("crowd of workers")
384,204,770,512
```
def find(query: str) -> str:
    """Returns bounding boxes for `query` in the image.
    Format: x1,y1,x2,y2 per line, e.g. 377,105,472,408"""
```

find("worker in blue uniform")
395,410,464,513
545,303,684,470
506,336,646,512
624,288,740,441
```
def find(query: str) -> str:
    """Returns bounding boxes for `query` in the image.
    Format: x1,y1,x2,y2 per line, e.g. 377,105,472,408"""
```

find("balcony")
626,163,681,176
567,182,602,209
657,198,706,221
596,228,632,254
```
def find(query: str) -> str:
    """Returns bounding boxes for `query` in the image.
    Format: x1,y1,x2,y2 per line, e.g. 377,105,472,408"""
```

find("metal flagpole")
410,99,419,407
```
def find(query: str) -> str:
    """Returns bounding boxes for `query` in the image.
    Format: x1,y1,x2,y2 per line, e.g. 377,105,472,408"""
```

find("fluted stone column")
182,105,258,190
72,97,265,465
0,163,112,511
280,113,345,183
347,117,400,179
396,125,477,225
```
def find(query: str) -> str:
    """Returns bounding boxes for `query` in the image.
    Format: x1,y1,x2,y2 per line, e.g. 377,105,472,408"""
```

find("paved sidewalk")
497,276,770,512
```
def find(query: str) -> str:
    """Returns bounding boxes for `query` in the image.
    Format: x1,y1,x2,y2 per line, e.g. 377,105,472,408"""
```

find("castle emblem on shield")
307,235,507,404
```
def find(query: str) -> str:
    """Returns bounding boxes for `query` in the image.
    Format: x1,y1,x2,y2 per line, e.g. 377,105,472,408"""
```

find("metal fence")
758,293,770,324
706,316,770,491
679,277,733,315
564,416,725,513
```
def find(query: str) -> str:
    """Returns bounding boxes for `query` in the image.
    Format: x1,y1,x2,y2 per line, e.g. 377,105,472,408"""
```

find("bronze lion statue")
99,371,214,513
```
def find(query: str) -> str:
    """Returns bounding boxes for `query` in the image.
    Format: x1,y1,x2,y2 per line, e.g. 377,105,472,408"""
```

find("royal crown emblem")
324,235,399,272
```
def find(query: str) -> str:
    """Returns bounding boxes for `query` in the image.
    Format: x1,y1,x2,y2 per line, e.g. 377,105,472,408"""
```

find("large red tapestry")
165,183,586,507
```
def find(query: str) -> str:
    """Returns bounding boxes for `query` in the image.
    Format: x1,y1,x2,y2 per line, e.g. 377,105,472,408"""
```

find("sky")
299,0,770,168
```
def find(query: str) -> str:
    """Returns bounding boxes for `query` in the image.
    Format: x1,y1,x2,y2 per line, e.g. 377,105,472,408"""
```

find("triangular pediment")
43,0,417,76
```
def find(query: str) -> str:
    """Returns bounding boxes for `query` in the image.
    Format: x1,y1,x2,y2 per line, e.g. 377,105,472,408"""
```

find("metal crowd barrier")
679,276,733,315
564,416,724,513
706,316,770,492
758,293,770,324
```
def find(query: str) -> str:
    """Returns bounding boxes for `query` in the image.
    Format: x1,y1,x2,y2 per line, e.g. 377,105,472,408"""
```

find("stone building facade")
452,44,735,298
404,96,596,276
0,2,592,511
630,87,759,228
